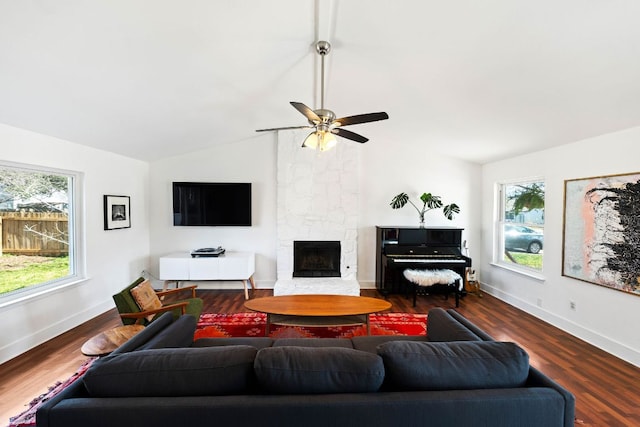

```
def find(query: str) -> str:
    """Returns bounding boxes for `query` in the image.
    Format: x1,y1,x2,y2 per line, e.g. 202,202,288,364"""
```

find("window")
0,162,84,301
495,179,545,273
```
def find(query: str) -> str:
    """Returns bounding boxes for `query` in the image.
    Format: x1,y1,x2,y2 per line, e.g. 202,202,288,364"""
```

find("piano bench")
403,269,463,308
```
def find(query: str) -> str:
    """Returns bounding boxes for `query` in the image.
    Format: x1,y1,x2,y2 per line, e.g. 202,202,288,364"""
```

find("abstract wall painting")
563,172,640,296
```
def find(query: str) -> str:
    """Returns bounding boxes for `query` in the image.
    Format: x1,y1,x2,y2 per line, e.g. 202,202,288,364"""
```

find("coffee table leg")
366,314,371,335
265,313,271,337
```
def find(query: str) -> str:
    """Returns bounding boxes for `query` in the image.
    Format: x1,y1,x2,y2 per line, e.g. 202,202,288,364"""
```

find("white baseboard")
481,282,640,368
0,300,114,365
191,279,378,291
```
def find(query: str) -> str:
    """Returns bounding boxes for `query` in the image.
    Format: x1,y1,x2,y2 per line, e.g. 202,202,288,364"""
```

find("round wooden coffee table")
81,324,145,356
244,294,392,336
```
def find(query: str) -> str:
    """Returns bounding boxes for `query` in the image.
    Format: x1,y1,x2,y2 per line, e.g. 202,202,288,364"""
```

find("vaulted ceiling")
1,1,640,164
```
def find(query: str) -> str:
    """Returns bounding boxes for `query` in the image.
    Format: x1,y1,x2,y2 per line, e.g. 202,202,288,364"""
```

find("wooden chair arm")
156,285,198,298
119,302,189,324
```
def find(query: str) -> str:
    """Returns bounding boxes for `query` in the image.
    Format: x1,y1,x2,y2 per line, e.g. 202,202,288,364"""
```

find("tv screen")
172,182,251,226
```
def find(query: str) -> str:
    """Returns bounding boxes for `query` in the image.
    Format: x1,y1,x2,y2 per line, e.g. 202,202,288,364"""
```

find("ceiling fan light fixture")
302,132,319,149
302,131,337,152
319,132,337,151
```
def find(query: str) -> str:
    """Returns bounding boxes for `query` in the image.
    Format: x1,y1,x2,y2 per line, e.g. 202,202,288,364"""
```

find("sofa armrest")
35,377,89,427
445,309,495,341
427,308,481,341
527,366,575,427
111,312,175,355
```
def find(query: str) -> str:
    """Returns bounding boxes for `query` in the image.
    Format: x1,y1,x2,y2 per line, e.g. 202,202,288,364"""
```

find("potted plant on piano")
390,192,460,228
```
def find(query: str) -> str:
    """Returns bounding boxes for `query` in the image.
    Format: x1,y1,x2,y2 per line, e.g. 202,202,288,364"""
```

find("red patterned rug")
195,312,427,339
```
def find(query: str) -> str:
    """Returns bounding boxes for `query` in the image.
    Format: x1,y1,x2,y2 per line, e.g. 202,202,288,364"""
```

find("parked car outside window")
504,224,544,254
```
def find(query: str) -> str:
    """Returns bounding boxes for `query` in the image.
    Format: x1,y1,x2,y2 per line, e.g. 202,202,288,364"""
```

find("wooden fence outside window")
0,212,68,256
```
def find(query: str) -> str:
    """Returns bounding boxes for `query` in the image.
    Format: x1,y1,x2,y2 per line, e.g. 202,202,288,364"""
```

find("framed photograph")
104,195,131,230
562,172,640,296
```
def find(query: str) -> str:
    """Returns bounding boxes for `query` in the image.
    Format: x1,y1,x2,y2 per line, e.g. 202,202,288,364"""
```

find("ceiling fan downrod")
316,40,331,111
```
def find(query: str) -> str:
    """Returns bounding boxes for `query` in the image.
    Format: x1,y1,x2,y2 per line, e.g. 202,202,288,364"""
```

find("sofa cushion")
377,341,529,391
137,314,197,350
272,338,353,348
83,346,257,397
193,336,274,350
254,346,384,394
351,335,427,354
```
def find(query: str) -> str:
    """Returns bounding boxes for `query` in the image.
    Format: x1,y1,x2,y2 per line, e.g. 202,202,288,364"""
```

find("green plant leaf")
390,192,409,209
392,192,461,220
443,203,460,220
421,193,443,209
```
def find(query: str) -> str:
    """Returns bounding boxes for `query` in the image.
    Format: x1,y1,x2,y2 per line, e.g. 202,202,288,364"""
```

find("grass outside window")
0,255,70,295
503,252,543,270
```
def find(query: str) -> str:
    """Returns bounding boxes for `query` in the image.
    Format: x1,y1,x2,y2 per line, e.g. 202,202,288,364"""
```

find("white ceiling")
1,1,640,164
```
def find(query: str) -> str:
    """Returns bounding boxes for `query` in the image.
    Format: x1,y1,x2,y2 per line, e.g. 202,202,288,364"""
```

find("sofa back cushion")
254,346,384,394
83,346,257,397
378,341,529,391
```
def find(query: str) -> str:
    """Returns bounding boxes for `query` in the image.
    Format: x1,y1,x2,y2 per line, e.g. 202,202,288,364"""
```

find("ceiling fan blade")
334,112,389,127
290,102,321,123
332,128,369,143
256,125,313,132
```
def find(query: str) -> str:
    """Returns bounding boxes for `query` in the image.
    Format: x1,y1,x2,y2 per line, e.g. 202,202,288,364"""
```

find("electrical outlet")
570,301,576,310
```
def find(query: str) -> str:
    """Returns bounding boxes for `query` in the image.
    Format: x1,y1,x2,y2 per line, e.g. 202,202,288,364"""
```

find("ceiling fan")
256,41,389,151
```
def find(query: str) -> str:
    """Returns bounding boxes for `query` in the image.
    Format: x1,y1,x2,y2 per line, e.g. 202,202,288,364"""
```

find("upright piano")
375,226,472,305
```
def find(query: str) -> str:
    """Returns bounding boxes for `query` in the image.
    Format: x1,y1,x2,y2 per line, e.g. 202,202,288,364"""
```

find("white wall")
0,124,149,364
481,126,640,367
148,135,278,290
358,139,482,287
148,130,482,290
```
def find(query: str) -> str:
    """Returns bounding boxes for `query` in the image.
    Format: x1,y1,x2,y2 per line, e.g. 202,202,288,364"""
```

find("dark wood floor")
2,289,639,426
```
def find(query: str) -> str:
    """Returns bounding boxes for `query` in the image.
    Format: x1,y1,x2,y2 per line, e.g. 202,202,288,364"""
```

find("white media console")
159,252,256,299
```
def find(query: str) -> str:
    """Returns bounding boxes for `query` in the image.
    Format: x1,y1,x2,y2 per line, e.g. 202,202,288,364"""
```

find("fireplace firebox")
293,241,341,277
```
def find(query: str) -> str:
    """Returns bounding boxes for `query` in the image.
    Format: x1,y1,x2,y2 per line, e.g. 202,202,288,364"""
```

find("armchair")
113,277,203,325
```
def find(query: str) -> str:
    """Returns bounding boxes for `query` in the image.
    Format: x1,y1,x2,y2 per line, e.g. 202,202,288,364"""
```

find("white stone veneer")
275,131,359,294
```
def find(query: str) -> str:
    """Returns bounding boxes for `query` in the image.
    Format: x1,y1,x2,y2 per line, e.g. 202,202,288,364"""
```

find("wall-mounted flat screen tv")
172,182,252,226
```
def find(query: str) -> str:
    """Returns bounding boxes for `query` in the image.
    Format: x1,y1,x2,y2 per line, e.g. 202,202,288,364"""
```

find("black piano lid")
396,227,462,247
397,228,428,245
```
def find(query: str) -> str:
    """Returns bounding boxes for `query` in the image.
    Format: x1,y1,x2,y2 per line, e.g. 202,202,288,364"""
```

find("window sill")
0,276,89,310
490,262,546,282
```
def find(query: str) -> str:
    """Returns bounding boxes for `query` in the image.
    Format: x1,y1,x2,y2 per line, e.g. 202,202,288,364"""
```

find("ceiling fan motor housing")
310,108,336,126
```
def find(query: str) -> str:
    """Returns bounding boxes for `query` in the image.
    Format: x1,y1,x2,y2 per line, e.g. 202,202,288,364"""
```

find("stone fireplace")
273,132,360,296
293,241,341,278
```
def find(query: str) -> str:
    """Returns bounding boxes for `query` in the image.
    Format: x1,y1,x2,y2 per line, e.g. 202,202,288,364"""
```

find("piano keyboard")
392,258,467,263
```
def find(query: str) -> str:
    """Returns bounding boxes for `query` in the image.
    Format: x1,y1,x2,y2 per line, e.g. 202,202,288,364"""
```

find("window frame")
493,177,545,279
0,160,85,305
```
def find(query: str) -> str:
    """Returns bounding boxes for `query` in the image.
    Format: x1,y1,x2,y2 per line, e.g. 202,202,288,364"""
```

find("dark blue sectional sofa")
37,308,574,427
